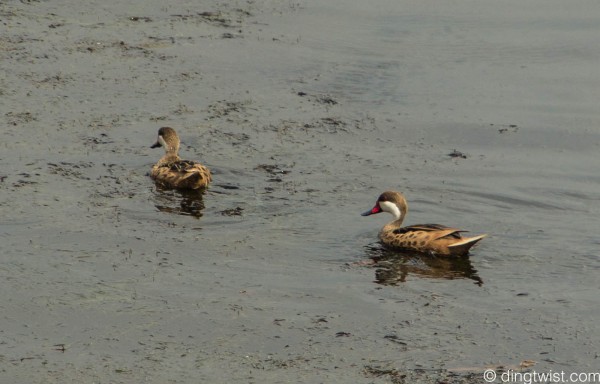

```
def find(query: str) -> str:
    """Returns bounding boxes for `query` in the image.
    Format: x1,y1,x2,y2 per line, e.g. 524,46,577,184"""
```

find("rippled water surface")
2,0,599,382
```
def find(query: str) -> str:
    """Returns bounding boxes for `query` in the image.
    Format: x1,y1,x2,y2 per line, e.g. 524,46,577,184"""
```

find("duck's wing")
395,224,465,240
178,161,212,188
167,160,197,172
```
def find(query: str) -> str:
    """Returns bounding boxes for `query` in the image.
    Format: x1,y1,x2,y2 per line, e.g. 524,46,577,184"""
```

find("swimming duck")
362,191,486,256
150,127,212,190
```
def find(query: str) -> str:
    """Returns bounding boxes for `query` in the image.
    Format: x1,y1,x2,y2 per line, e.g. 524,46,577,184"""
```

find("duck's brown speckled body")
362,191,486,256
150,127,211,190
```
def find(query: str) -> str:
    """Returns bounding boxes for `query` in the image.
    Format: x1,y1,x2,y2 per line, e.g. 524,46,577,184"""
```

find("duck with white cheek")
362,191,486,256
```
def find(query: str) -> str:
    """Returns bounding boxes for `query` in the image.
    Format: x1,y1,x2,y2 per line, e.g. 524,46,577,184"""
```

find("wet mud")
1,0,599,383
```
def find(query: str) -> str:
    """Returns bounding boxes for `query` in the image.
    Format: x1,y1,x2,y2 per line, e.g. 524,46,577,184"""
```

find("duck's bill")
361,205,381,216
150,141,161,148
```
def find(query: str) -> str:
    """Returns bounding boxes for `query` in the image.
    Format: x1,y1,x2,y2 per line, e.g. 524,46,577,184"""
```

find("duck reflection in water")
153,186,206,218
361,245,483,286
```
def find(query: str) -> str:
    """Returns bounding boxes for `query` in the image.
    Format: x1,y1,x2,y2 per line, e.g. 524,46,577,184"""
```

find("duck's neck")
382,216,405,233
158,152,181,165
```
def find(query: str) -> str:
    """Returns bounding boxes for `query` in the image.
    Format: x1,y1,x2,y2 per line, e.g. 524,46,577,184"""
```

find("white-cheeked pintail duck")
362,191,486,256
150,127,212,190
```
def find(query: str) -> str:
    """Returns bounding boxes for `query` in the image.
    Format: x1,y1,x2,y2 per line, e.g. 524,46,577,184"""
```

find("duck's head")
151,127,180,154
361,191,408,221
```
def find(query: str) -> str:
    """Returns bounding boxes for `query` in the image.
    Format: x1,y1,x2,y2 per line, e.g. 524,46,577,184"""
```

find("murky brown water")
2,0,599,382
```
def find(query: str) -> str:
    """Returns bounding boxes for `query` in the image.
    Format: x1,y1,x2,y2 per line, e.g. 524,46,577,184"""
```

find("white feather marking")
158,135,168,148
379,201,402,220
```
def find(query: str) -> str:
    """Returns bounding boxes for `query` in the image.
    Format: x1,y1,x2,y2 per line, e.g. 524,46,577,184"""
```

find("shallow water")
2,0,599,382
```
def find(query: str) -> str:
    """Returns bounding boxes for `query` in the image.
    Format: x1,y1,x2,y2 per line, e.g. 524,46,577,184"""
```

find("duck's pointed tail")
183,171,211,190
448,234,487,256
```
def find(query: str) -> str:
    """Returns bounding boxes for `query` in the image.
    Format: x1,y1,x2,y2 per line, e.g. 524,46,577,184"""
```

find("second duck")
150,127,212,190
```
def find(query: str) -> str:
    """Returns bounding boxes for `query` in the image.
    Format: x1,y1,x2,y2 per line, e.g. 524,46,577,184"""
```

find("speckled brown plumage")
362,191,486,256
150,127,212,190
